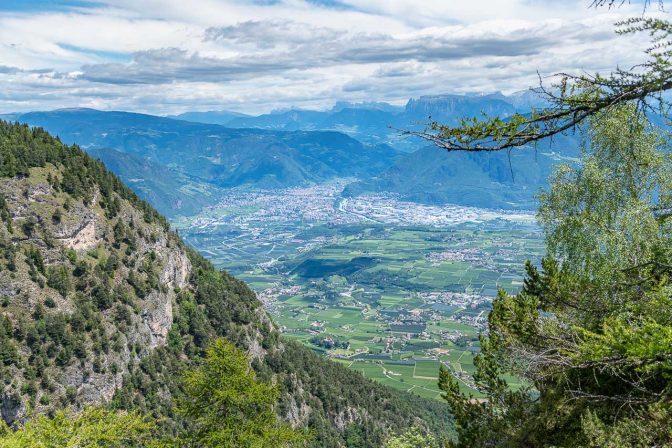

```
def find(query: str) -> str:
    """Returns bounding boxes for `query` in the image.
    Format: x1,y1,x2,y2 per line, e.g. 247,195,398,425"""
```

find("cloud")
77,18,623,85
0,0,658,114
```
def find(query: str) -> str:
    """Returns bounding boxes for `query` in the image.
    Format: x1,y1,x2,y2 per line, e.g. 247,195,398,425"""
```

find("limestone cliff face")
0,168,193,424
141,231,191,348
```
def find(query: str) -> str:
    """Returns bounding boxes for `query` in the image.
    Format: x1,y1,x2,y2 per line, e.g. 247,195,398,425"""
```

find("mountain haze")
8,108,400,216
219,92,548,150
344,135,580,210
5,92,578,216
169,110,252,126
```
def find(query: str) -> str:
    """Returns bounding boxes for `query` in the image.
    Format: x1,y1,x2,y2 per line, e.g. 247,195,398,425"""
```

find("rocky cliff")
0,162,195,423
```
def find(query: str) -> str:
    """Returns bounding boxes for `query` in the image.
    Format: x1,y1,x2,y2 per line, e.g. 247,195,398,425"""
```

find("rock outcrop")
0,168,195,422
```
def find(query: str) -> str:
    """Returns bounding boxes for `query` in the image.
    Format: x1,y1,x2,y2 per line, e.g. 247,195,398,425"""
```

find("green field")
179,192,543,399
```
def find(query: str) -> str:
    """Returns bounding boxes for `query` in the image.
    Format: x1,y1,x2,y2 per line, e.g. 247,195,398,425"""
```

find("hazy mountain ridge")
200,91,549,150
5,91,576,215
7,108,401,216
168,110,252,125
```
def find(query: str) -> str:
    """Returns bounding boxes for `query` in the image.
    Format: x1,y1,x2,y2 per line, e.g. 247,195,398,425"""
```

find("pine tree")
174,338,311,448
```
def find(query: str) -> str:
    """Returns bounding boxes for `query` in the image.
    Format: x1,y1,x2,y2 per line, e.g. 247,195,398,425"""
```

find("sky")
0,0,664,115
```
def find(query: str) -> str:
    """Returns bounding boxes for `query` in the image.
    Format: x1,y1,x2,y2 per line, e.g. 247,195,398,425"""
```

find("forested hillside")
86,147,227,217
0,121,452,447
343,134,579,210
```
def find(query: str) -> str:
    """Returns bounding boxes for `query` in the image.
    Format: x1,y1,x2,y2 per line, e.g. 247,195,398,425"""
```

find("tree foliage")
440,104,672,447
385,427,440,448
174,338,310,448
0,407,155,447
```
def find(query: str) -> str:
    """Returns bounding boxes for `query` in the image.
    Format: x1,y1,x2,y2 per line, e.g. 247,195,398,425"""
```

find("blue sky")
0,0,101,12
0,0,663,114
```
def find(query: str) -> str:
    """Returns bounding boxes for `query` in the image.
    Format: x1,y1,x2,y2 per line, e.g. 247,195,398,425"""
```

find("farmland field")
176,183,544,398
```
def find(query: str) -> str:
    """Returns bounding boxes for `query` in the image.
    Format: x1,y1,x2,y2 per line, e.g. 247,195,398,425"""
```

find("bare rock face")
246,334,264,361
143,231,191,348
58,218,97,251
78,380,118,404
245,309,274,361
54,189,100,252
161,248,190,290
286,395,312,428
0,393,25,426
333,407,366,432
282,373,312,428
143,290,174,348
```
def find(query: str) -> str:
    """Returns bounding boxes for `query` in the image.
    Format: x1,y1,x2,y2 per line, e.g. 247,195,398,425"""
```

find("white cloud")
0,0,662,114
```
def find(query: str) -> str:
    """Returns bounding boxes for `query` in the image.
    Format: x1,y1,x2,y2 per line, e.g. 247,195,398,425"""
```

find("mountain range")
2,91,578,216
172,91,546,151
2,108,401,217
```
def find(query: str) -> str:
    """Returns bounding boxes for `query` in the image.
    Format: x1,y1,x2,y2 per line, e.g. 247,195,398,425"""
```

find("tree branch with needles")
406,17,672,152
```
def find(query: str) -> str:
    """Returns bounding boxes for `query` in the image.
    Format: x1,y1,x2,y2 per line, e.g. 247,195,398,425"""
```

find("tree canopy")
385,427,440,448
174,338,310,448
439,103,672,446
0,407,155,448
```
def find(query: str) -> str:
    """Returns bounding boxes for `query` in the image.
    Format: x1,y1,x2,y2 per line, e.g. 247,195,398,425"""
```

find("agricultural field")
176,183,544,398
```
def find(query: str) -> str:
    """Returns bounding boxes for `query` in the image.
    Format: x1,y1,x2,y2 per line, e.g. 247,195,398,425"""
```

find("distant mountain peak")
330,101,404,113
51,107,101,113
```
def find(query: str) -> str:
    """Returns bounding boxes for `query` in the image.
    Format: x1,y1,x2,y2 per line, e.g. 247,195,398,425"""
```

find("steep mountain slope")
0,121,452,446
86,147,227,217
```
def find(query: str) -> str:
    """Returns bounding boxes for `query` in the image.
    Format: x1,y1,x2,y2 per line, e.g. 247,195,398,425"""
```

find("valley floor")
174,182,543,399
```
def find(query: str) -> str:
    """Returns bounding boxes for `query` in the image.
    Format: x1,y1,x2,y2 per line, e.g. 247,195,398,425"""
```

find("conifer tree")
175,338,310,448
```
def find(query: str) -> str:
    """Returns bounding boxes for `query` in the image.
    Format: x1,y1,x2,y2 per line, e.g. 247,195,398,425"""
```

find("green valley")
4,0,672,446
176,183,544,399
